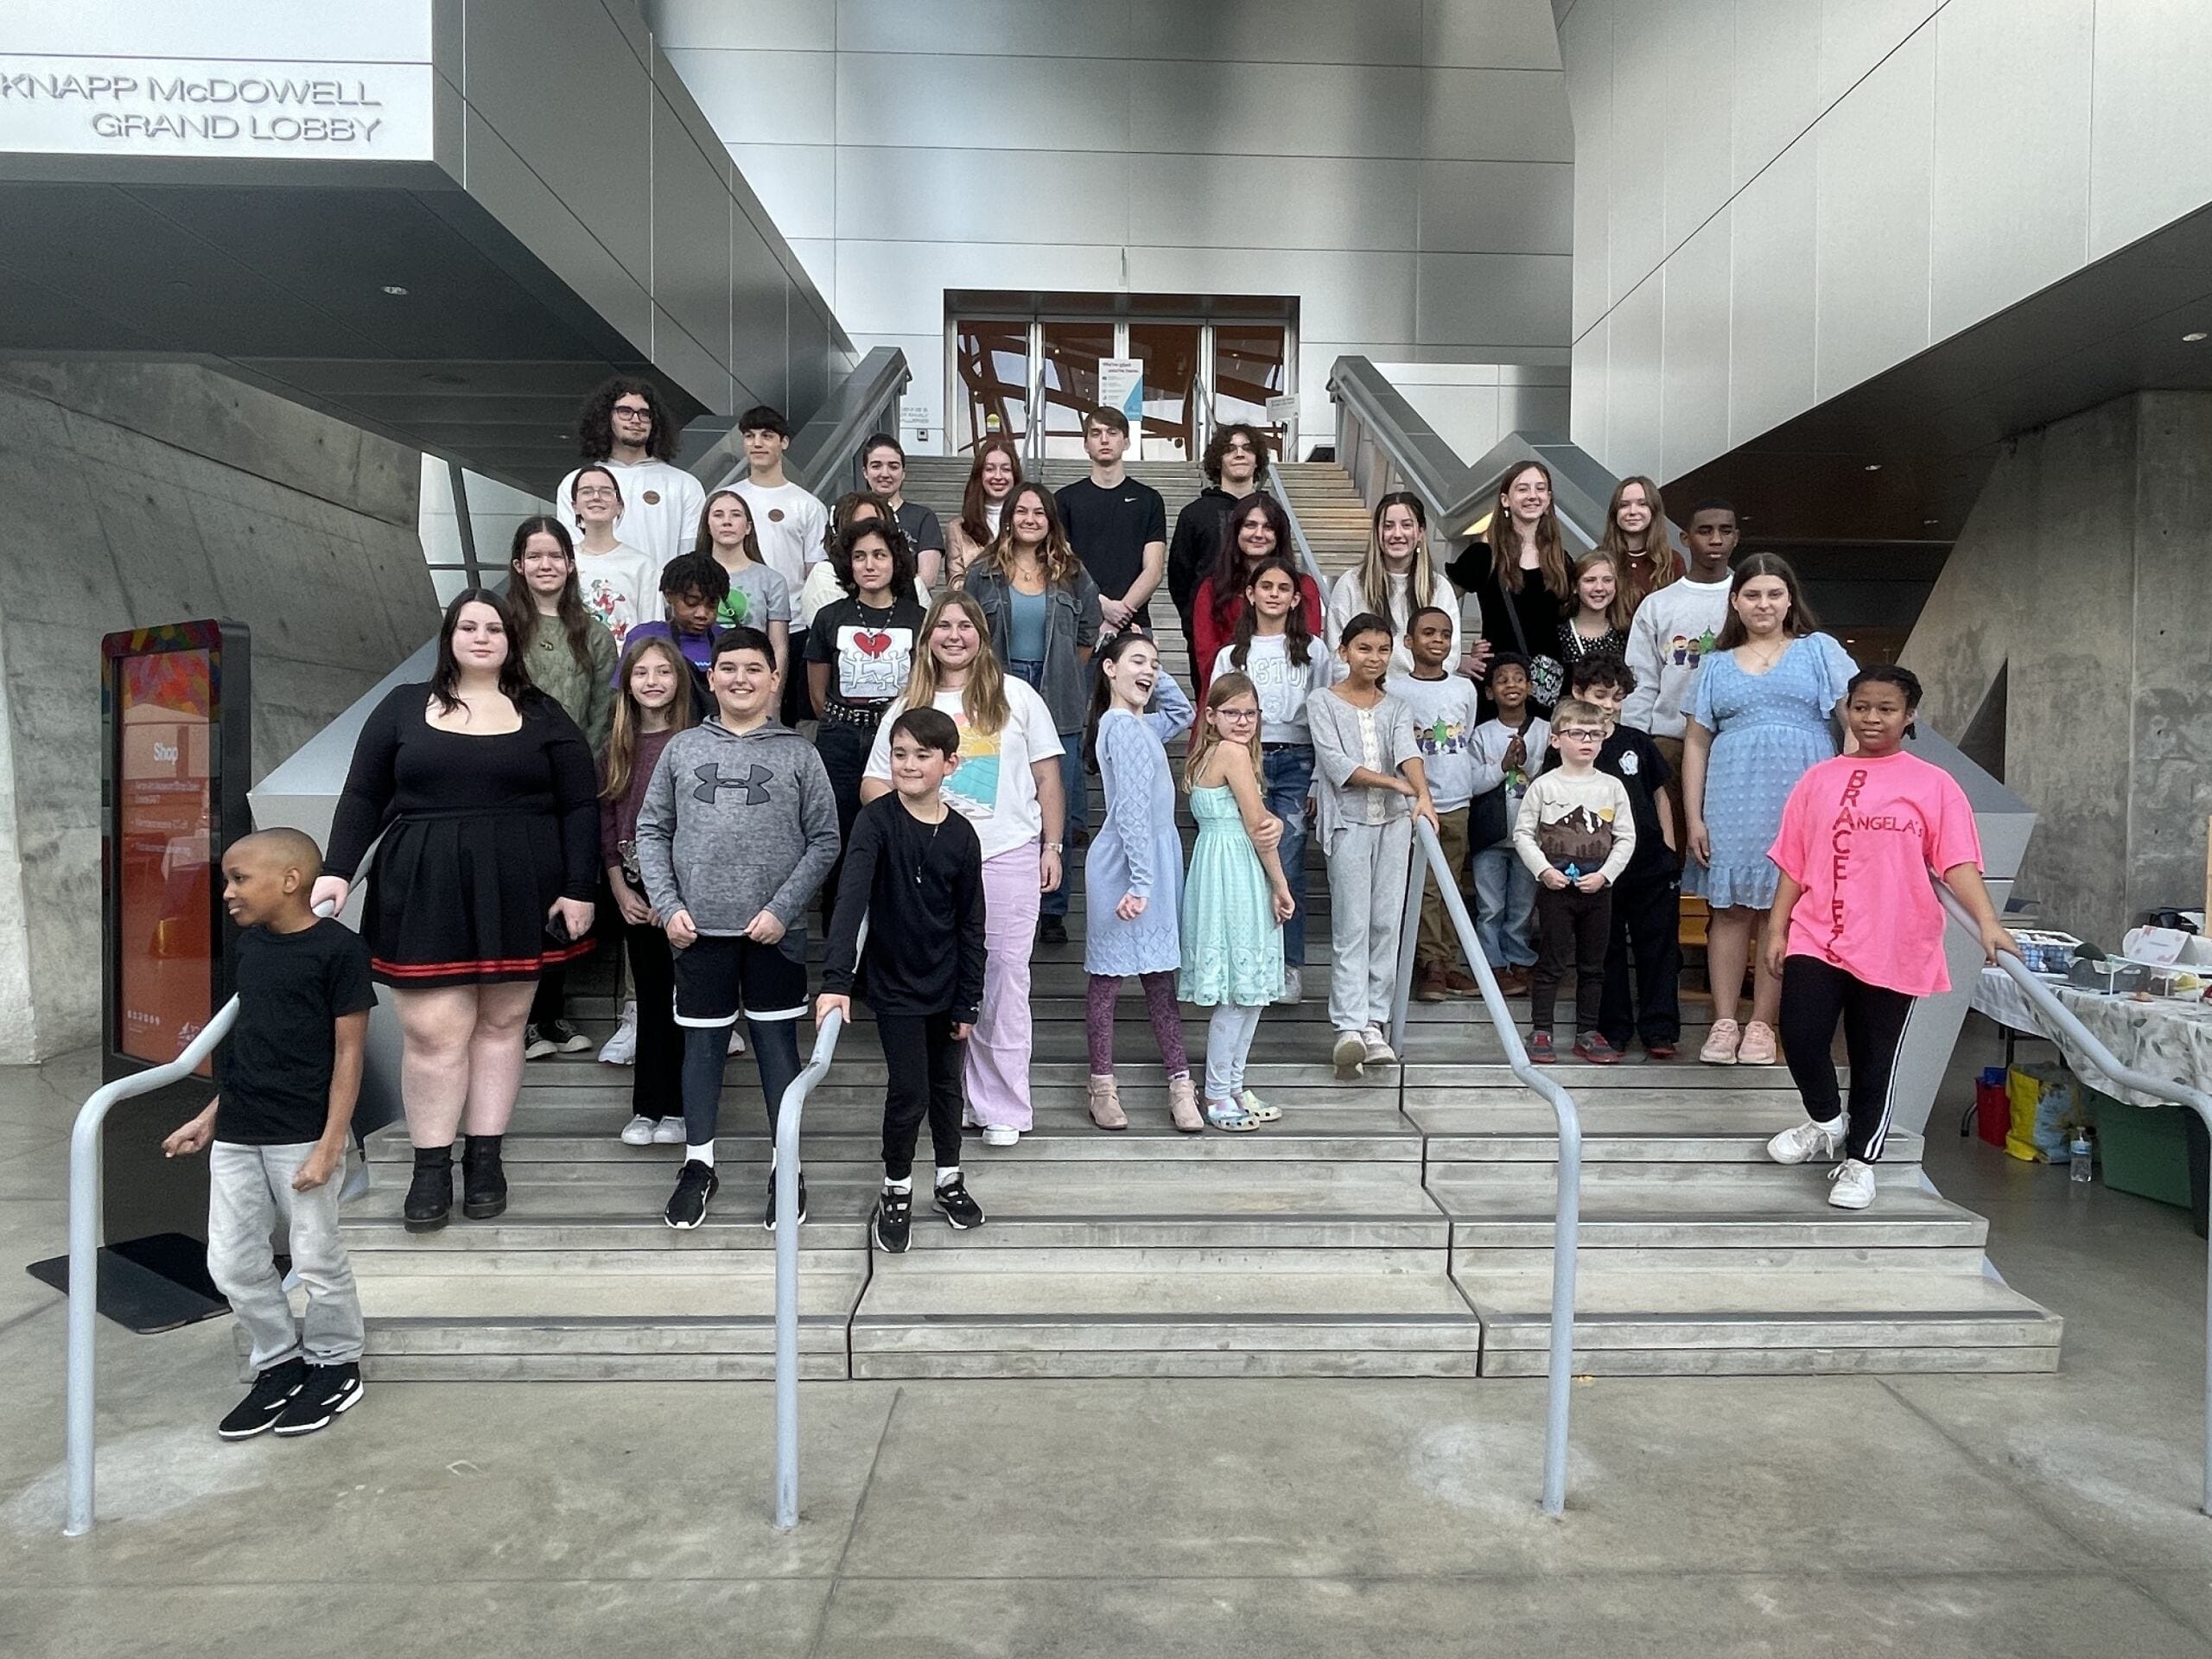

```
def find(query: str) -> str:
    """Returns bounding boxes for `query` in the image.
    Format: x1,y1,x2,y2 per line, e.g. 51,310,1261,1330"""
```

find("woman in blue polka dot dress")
1679,554,1855,1067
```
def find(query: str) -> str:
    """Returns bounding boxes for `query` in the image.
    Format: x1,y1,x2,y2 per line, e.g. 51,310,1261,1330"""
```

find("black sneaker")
270,1362,363,1438
763,1168,809,1231
873,1187,913,1253
932,1176,985,1230
523,1023,556,1060
218,1357,308,1440
664,1159,719,1230
1036,915,1068,946
542,1017,592,1054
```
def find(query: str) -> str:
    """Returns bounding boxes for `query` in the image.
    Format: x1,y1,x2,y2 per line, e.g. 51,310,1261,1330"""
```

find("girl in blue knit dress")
1180,672,1296,1131
1083,632,1199,1132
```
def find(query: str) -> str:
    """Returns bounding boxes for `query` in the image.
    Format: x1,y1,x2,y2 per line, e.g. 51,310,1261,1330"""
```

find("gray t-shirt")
715,560,794,632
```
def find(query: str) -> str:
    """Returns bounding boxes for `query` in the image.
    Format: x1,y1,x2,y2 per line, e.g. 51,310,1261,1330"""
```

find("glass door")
1211,323,1290,454
1128,321,1201,461
952,320,1032,454
1038,321,1115,460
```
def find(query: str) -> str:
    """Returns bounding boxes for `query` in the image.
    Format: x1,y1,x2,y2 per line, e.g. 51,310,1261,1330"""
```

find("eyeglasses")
612,404,652,422
1217,709,1260,722
575,486,618,500
1556,727,1607,741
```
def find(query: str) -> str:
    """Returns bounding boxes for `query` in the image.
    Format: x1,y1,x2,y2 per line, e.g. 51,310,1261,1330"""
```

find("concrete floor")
3,1028,2211,1657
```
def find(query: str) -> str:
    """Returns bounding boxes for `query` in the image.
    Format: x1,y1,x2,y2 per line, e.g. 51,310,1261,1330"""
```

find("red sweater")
1191,572,1327,702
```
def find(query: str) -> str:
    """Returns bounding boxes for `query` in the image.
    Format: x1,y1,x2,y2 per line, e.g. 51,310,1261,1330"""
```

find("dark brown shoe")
1442,969,1481,997
1495,968,1531,997
1414,963,1448,1003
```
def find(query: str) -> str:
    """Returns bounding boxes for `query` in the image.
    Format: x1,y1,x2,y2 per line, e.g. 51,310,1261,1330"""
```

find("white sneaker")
981,1125,1020,1148
961,1104,979,1129
599,1002,639,1065
1766,1118,1844,1166
1332,1030,1367,1080
619,1114,656,1147
1360,1025,1397,1066
1273,967,1303,1006
727,1026,747,1057
1827,1159,1877,1210
651,1116,688,1145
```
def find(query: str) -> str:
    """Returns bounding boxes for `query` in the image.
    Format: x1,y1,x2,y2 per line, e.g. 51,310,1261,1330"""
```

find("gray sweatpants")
1326,817,1412,1034
207,1141,364,1370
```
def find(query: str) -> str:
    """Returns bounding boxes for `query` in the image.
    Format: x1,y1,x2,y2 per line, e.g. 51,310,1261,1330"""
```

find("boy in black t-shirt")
817,707,988,1254
163,829,375,1440
1538,654,1683,1059
1054,404,1166,634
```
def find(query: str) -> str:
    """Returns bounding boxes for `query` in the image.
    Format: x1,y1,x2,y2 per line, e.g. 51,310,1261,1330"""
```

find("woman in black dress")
1445,459,1576,715
315,590,601,1230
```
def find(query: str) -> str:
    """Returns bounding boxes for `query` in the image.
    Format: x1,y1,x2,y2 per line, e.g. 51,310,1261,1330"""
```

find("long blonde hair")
1595,474,1681,597
1571,552,1635,634
981,481,1084,590
1185,671,1262,790
903,589,1011,738
1489,460,1573,598
1357,490,1444,631
601,634,698,800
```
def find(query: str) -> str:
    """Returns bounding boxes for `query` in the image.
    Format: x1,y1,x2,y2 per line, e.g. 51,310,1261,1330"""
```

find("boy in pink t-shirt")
1762,667,2018,1210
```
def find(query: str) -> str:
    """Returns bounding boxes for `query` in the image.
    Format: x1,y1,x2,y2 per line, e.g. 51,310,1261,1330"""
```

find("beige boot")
1087,1074,1128,1131
1166,1073,1203,1134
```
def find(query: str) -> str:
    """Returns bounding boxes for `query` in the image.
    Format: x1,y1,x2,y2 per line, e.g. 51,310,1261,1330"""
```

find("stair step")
1433,1172,1989,1251
1410,1096,1921,1164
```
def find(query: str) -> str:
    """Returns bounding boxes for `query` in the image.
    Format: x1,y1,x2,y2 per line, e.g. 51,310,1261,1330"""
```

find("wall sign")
1097,358,1144,442
0,55,433,158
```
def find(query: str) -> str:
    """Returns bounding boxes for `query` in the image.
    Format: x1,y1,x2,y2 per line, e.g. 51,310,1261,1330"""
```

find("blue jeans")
1262,745,1314,965
1471,841,1537,969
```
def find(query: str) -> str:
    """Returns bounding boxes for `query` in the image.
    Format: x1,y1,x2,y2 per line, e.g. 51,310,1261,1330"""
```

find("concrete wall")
645,0,1575,448
1560,0,2212,482
1901,390,2212,941
0,361,435,1062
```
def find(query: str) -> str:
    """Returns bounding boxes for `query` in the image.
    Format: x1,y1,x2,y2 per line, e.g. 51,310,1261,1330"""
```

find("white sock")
686,1142,715,1167
885,1176,913,1194
936,1166,962,1189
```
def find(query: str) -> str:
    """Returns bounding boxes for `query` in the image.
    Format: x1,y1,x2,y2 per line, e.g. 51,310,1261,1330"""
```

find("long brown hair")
982,481,1084,590
692,488,765,565
1357,491,1444,631
600,634,698,800
1230,555,1314,671
505,516,599,678
1571,551,1635,634
430,588,533,716
904,589,1011,738
1712,551,1820,651
1205,493,1297,627
1595,474,1681,597
1488,460,1572,598
1185,671,1263,790
957,435,1023,547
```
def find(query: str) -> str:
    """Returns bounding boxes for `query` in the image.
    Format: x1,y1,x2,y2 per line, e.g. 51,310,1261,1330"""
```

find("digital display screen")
115,647,214,1069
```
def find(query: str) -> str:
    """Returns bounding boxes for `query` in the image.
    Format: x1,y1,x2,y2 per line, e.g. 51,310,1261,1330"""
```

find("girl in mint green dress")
1180,671,1295,1130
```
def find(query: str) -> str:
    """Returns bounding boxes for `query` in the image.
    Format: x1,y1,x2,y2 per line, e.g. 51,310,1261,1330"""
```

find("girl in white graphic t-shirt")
567,466,658,650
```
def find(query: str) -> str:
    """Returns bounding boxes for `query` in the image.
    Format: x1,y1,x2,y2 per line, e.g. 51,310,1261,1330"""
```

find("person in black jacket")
1166,423,1268,639
817,706,988,1254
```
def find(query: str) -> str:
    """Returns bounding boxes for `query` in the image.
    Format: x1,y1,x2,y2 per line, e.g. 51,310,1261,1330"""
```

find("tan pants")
1416,804,1471,969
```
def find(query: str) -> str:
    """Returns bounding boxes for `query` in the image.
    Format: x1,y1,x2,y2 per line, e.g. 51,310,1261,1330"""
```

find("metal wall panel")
1563,0,1612,340
1503,383,1573,437
1420,161,1573,255
1135,62,1421,162
787,290,834,424
835,238,1123,335
1571,319,1609,458
729,210,794,413
730,143,836,241
1416,252,1574,347
652,95,737,379
651,302,730,417
669,48,837,146
1427,0,1567,71
1131,155,1416,252
1605,271,1663,479
1422,68,1576,162
2087,0,2212,260
1729,0,1820,191
1605,0,1668,307
838,52,1128,150
1125,0,1424,68
1928,0,2093,341
1656,0,1732,256
1816,0,1941,106
1726,140,1815,447
652,0,835,51
835,0,1128,60
1814,27,1932,402
1126,246,1417,343
10,1,433,59
843,147,1131,246
788,238,836,302
1660,209,1731,481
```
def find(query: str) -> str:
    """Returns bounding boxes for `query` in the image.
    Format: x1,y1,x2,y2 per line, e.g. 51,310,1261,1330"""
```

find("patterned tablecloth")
1974,965,2212,1109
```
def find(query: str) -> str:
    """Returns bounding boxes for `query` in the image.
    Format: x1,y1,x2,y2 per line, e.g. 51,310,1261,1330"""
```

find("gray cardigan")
963,561,1102,732
1305,685,1421,847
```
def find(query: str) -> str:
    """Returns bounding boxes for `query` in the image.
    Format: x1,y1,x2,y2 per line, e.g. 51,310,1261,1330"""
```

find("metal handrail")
690,346,912,500
1262,467,1332,597
1937,884,2212,1516
772,913,868,1531
64,899,338,1537
1387,819,1580,1516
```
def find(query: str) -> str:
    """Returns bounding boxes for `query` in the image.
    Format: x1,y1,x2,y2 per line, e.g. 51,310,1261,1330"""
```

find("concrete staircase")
335,460,2062,1382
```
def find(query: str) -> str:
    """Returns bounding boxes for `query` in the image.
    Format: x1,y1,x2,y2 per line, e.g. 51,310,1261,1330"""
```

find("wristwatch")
1045,842,1065,854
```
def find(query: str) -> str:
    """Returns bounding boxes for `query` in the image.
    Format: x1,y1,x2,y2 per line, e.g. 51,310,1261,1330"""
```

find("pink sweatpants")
966,840,1042,1128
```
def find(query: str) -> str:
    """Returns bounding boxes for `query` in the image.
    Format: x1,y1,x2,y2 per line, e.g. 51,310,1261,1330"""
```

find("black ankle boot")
461,1135,508,1220
403,1145,454,1233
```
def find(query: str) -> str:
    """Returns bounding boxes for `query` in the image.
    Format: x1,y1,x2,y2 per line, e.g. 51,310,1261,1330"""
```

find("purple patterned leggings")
1085,972,1191,1078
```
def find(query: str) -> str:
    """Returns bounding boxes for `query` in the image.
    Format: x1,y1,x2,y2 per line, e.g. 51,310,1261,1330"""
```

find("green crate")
2088,1088,2193,1209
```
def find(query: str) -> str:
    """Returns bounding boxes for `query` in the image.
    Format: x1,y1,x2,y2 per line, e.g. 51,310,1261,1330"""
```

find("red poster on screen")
116,649,213,1068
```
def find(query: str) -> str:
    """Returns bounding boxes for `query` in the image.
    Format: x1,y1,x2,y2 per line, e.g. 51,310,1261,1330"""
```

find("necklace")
911,802,946,887
1741,636,1787,671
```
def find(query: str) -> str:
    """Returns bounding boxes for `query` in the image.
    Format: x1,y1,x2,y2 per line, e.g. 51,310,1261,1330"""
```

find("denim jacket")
962,563,1103,732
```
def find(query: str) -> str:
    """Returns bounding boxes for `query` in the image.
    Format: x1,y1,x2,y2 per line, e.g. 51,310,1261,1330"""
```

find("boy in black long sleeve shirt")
817,707,988,1252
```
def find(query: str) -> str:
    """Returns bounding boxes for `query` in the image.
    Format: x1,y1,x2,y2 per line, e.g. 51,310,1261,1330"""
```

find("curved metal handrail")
1937,884,2212,1516
691,346,912,499
772,914,868,1531
1387,819,1580,1516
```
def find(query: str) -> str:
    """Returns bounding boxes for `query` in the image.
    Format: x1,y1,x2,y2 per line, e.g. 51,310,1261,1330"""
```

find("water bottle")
2070,1128,2094,1184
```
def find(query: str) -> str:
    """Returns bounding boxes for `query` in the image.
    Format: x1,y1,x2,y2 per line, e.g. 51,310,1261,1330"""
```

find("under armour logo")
692,762,773,804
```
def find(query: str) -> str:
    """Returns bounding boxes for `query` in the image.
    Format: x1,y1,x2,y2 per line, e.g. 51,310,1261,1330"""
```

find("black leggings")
878,1011,964,1181
1778,955,1914,1164
681,1018,804,1155
623,919,681,1121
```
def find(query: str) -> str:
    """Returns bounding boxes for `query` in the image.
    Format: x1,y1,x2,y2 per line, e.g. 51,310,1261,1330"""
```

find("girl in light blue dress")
1680,554,1857,1066
1083,632,1198,1132
1180,672,1296,1131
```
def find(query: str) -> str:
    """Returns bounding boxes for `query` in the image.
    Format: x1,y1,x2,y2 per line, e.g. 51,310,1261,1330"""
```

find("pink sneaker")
1699,1019,1742,1065
1738,1020,1778,1065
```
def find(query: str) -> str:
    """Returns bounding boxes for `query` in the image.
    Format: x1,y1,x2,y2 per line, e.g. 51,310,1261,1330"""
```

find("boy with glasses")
556,377,705,572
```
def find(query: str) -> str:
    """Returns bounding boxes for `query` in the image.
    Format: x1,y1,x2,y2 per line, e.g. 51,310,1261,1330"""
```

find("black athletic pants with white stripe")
1777,956,1913,1164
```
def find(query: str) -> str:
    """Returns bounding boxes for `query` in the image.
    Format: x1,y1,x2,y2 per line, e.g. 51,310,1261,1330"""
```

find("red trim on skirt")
371,934,596,981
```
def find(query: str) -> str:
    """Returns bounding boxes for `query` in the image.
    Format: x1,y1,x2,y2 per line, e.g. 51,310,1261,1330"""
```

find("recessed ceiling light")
381,284,409,296
2185,331,2209,342
1864,462,1882,472
1923,518,1940,526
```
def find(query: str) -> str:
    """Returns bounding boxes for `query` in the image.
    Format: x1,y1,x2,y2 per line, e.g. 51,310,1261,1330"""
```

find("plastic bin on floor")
2088,1089,2193,1209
